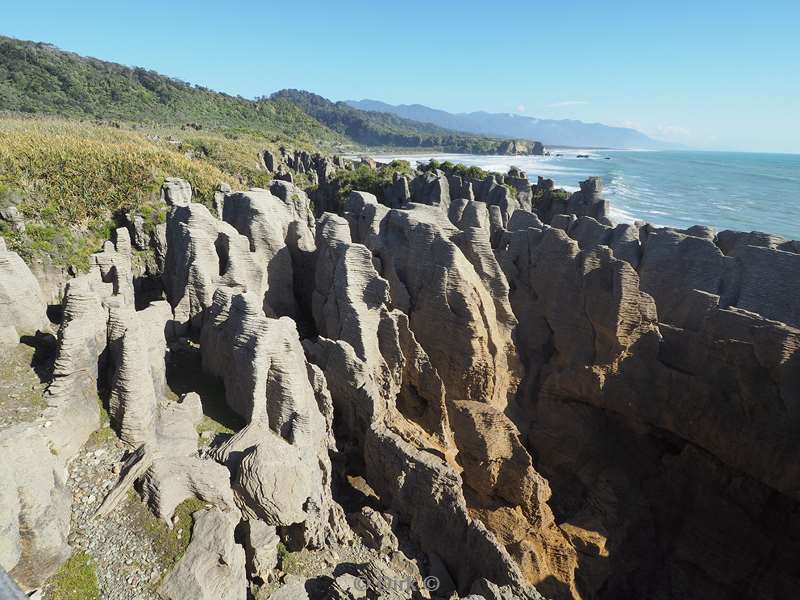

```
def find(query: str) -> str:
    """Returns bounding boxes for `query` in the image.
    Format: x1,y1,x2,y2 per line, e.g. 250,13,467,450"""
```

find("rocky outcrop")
304,196,574,597
106,300,172,447
159,507,247,600
384,173,412,208
0,238,49,345
497,213,800,598
447,173,475,202
221,186,313,320
162,190,264,331
497,139,545,156
200,288,346,549
0,266,112,590
411,170,451,209
5,158,800,600
163,178,317,331
242,519,279,583
448,400,579,600
346,200,521,409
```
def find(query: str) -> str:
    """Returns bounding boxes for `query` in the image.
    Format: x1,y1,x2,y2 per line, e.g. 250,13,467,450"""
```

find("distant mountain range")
0,34,671,152
269,90,537,154
346,99,673,149
0,36,542,155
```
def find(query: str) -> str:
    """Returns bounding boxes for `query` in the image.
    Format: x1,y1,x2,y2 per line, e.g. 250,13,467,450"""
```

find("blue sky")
3,0,799,152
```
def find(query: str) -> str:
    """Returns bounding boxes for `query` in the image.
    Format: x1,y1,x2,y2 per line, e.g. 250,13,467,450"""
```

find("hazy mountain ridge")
270,89,541,154
0,36,541,155
347,98,674,149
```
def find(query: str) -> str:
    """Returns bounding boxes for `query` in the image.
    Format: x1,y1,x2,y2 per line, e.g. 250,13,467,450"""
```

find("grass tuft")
125,492,207,584
46,551,101,600
0,116,293,270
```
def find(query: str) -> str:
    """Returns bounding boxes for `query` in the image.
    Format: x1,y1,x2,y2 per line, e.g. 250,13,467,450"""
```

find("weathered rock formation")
0,237,50,345
159,507,247,600
496,202,800,598
4,159,800,600
304,194,577,598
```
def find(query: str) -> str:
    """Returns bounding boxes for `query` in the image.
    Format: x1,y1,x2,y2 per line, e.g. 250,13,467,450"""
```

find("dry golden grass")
0,116,293,268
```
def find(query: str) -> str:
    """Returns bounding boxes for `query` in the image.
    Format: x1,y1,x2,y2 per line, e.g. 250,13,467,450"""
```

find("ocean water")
373,150,800,241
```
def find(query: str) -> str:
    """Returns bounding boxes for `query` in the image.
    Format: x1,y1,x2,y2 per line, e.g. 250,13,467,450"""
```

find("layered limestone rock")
6,158,800,600
162,193,264,330
163,178,317,331
107,300,172,447
384,172,412,208
0,238,49,345
533,177,609,226
221,184,315,321
0,271,108,590
448,400,579,600
159,507,247,600
309,210,452,449
497,215,800,598
305,199,573,597
344,197,521,410
200,289,346,549
410,170,450,209
530,191,800,332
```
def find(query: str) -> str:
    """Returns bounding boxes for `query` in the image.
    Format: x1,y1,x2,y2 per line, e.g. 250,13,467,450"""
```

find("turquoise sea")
375,150,800,241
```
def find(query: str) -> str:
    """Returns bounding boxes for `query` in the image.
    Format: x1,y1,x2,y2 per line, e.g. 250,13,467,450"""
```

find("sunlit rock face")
5,164,800,600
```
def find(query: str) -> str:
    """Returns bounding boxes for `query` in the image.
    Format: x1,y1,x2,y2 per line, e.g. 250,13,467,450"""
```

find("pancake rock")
306,200,574,596
201,289,346,548
344,195,522,410
497,215,800,598
0,268,112,590
159,507,247,600
0,238,49,345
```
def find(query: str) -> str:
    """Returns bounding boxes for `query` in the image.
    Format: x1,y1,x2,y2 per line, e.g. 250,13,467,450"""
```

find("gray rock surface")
349,507,399,554
159,507,247,600
411,170,451,209
163,196,264,330
243,519,279,582
0,266,112,589
161,177,192,207
200,288,346,548
268,580,309,600
0,239,50,344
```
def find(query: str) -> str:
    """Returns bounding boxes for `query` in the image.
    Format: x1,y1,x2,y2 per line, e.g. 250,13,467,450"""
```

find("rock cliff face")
0,237,50,344
2,162,799,600
497,180,800,598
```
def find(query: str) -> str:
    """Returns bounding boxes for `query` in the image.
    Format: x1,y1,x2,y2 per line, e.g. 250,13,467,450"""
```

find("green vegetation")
276,542,306,575
0,117,242,269
46,551,101,600
165,342,244,439
0,36,341,146
196,414,235,440
531,186,570,208
0,36,516,155
87,425,116,447
126,493,206,583
423,159,489,181
327,160,415,210
0,342,49,425
0,116,293,270
0,35,534,270
270,89,522,154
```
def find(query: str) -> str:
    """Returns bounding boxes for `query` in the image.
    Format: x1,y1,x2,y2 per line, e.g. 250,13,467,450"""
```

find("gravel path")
58,433,163,600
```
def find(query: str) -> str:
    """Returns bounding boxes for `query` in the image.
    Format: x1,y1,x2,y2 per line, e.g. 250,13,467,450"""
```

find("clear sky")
3,1,799,152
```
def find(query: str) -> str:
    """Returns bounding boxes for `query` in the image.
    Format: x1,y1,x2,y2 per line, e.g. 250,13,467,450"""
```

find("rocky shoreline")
1,148,799,600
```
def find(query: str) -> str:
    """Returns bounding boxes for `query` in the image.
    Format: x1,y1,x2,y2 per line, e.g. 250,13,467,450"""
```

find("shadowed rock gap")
3,159,800,600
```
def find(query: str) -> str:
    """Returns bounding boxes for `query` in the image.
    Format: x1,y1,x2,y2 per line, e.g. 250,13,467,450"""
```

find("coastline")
372,150,800,239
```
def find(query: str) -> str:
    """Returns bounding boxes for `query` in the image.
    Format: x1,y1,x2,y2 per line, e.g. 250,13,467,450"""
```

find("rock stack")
2,162,799,600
